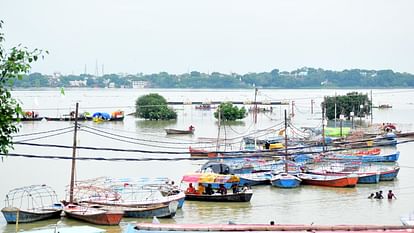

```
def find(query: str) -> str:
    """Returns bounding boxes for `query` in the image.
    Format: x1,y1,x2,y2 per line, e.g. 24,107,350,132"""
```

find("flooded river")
1,89,414,232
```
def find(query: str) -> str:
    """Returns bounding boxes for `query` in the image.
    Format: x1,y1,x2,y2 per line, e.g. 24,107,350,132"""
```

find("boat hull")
271,174,301,188
124,202,178,218
298,174,358,187
64,209,123,225
165,129,194,134
1,207,62,224
379,168,400,181
185,191,253,202
357,173,380,184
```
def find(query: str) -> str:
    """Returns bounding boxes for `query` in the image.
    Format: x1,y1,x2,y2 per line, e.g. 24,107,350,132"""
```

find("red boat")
297,173,358,187
63,204,123,225
189,146,217,158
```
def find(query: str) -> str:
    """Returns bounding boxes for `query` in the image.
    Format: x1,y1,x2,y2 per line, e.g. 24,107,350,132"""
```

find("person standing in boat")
189,125,195,132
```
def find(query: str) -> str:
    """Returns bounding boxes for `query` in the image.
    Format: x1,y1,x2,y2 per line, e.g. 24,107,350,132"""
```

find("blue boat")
379,167,400,181
24,226,105,233
123,202,178,218
1,185,63,224
356,173,380,184
238,172,272,186
271,173,302,188
324,151,400,163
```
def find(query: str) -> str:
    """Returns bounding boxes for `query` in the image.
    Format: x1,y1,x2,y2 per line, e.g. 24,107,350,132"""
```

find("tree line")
12,68,414,88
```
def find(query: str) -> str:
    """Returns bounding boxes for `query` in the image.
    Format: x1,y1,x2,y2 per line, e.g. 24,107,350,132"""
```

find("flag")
60,87,65,96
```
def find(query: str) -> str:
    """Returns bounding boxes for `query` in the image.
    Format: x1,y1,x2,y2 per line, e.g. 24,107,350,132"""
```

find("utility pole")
284,109,288,173
322,99,326,152
311,99,314,114
291,101,295,118
216,105,221,152
334,92,337,127
370,90,373,126
253,88,258,149
69,102,79,204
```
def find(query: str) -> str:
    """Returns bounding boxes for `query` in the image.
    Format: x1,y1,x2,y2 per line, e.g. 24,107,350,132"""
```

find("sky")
1,0,414,75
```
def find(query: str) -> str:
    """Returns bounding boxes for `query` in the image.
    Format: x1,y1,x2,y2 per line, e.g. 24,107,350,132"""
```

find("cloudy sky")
1,0,413,75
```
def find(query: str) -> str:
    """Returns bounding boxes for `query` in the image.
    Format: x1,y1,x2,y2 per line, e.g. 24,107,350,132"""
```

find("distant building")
108,82,115,88
132,80,149,88
69,80,87,87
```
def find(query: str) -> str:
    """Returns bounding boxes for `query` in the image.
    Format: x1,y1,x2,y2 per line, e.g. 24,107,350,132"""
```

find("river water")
1,89,414,233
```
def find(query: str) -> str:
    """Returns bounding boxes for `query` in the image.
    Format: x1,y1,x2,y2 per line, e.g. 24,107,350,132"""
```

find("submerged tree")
214,102,247,121
323,92,371,120
135,93,177,120
0,20,45,155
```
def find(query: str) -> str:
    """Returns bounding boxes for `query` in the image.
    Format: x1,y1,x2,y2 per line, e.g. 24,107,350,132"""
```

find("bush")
214,102,246,121
135,93,177,120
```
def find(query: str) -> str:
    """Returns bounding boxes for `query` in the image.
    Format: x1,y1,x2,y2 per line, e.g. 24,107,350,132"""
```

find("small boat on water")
297,173,358,187
189,147,217,158
1,185,63,224
165,126,195,134
322,151,400,163
271,172,302,188
238,172,272,186
181,173,253,202
63,204,123,225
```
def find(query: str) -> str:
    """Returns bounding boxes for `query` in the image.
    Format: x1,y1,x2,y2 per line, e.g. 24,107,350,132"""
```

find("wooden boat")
181,173,253,202
1,207,62,224
165,128,194,134
1,185,63,224
189,147,217,158
378,166,400,181
308,171,380,184
297,173,358,187
130,222,414,232
13,117,44,121
271,173,302,188
63,204,123,225
185,190,253,202
122,202,178,218
238,172,272,186
23,226,105,233
45,116,90,121
323,151,399,163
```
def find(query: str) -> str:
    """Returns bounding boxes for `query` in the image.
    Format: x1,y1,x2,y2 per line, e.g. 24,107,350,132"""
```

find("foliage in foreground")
0,20,44,155
214,102,247,121
135,93,177,120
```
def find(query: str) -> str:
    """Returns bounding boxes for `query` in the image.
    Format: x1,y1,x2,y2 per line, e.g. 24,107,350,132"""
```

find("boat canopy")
92,112,111,120
181,173,240,184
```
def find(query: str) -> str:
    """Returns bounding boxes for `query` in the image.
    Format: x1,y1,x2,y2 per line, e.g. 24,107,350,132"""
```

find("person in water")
375,191,384,199
368,193,375,199
387,190,397,199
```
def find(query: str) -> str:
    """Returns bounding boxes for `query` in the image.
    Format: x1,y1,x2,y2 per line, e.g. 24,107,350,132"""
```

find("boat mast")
284,109,288,173
216,105,221,152
253,88,258,149
69,102,79,203
322,99,326,153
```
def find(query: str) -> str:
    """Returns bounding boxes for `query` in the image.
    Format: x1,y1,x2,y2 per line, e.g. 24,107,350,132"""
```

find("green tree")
323,92,371,120
214,102,247,121
135,93,177,120
0,20,45,155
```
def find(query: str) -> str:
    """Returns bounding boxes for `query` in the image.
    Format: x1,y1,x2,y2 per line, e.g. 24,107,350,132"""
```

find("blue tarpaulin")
92,112,111,120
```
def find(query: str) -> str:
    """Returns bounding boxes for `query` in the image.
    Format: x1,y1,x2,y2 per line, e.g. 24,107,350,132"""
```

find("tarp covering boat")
92,112,111,120
181,173,239,184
